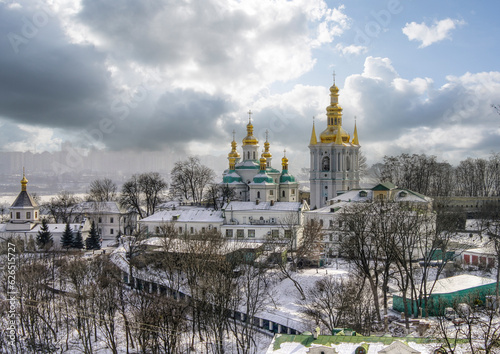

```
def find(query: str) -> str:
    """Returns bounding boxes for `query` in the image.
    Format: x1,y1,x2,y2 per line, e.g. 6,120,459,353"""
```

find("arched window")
322,156,330,171
346,155,351,171
247,151,250,159
257,191,260,199
282,190,285,197
253,151,256,159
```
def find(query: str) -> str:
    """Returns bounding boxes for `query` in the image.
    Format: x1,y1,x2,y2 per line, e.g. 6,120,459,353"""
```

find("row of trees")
378,152,500,197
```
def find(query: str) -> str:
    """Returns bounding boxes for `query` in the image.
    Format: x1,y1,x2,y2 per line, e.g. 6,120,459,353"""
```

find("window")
284,230,291,239
320,219,324,227
271,229,279,238
291,189,295,195
110,217,114,223
110,228,114,235
98,217,102,223
329,220,333,228
237,229,244,238
248,229,255,238
190,227,194,234
178,227,183,234
26,212,31,219
16,212,20,219
226,229,233,238
202,227,206,233
269,190,274,196
329,234,334,242
155,227,160,234
322,156,330,171
35,212,37,218
253,151,256,159
338,221,343,227
257,191,261,199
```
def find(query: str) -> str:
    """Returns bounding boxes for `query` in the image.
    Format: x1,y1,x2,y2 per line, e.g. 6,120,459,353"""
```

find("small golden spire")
282,149,289,170
21,167,28,192
263,130,272,158
310,117,317,145
259,155,267,171
352,118,359,145
228,129,241,159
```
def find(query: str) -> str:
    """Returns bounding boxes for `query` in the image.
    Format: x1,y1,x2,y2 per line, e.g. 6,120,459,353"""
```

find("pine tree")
72,229,84,249
61,222,74,249
36,219,53,250
85,221,101,250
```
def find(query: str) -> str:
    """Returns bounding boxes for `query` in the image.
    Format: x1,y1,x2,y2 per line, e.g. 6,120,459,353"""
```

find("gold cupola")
21,168,28,192
263,130,272,159
242,110,258,146
281,149,289,170
320,77,350,144
228,130,241,159
259,154,267,171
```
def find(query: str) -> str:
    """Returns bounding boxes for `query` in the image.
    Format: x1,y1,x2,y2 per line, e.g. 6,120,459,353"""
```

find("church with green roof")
221,111,298,203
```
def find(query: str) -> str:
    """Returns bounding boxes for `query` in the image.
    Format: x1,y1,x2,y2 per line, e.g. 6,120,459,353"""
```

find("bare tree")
120,172,167,218
170,156,215,203
88,178,117,202
44,191,82,223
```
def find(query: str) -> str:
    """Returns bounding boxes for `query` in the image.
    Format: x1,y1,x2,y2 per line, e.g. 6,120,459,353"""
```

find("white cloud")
340,57,500,164
402,18,466,48
335,43,368,56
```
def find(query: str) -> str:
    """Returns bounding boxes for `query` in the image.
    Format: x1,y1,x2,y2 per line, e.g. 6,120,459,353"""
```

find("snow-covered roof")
74,201,123,214
142,237,263,255
140,209,224,223
223,201,303,212
29,223,84,234
395,274,495,297
329,188,431,204
11,191,38,208
463,247,496,256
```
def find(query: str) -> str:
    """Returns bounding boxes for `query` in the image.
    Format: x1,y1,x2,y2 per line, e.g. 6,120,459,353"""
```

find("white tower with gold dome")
309,78,360,209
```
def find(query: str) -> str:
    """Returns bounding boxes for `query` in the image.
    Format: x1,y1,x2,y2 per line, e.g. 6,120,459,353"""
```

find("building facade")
309,80,360,209
221,113,299,203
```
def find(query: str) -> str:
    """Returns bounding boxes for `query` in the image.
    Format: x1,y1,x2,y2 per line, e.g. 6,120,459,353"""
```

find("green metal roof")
372,182,397,191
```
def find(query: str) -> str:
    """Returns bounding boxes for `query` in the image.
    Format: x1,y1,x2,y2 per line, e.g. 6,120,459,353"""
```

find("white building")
139,209,224,236
305,182,433,256
308,80,360,209
70,201,139,239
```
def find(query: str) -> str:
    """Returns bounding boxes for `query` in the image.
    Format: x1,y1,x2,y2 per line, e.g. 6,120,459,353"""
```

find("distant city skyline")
1,0,499,169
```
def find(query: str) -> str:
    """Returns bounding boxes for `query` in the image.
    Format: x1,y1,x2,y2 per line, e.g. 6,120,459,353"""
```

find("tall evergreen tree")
36,218,53,250
72,229,84,249
85,221,101,250
61,222,74,249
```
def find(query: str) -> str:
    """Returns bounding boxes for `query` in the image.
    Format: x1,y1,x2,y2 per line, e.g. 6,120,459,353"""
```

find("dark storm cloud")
0,3,111,129
96,89,233,151
76,0,253,68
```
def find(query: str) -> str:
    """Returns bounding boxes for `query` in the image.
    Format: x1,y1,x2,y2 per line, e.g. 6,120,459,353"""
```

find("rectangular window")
284,230,291,239
271,229,279,238
338,221,343,227
248,229,255,238
291,189,295,195
269,190,274,196
35,212,37,218
190,227,194,234
329,220,333,228
98,217,102,223
26,212,31,219
110,217,114,223
111,228,114,235
237,229,244,238
202,227,206,233
178,227,183,234
226,229,233,238
16,212,20,219
155,227,160,234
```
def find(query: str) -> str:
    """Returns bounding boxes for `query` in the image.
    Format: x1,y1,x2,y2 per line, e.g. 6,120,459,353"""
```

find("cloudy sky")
1,0,500,169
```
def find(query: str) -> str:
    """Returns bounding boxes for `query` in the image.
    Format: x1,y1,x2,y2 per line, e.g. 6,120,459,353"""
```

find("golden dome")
259,155,267,170
21,169,28,192
242,111,258,146
228,130,241,159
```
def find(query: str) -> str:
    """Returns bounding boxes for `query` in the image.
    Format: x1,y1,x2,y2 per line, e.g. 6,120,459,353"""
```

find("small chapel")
221,112,299,203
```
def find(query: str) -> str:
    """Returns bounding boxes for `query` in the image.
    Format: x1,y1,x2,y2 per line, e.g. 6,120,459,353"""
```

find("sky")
1,0,500,170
